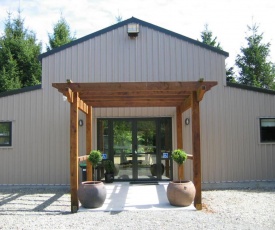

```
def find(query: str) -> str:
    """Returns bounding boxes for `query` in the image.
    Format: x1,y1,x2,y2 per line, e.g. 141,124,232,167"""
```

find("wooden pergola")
52,81,217,213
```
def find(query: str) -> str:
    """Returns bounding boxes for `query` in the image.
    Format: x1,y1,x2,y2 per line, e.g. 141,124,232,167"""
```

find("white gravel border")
0,181,274,229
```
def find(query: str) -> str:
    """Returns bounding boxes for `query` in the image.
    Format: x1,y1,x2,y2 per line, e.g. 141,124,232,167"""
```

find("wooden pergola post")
86,106,93,181
176,106,184,180
191,91,202,210
70,92,79,213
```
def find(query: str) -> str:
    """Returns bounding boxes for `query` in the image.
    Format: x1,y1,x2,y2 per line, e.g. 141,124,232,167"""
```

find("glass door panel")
113,120,133,180
136,120,157,179
160,118,172,180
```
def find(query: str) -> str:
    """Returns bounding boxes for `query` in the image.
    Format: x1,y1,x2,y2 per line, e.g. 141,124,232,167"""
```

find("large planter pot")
166,180,196,207
150,163,165,176
104,173,114,183
78,181,106,208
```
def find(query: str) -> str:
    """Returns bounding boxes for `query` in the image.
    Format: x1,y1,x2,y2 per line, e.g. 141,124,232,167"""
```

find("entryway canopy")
52,81,217,213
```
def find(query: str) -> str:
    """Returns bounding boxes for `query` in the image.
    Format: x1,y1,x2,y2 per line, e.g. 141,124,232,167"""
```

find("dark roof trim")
39,17,229,60
227,82,275,95
0,84,42,98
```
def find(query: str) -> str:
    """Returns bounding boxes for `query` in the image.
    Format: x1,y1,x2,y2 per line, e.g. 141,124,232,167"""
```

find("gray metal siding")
183,86,275,183
0,22,274,184
42,25,223,84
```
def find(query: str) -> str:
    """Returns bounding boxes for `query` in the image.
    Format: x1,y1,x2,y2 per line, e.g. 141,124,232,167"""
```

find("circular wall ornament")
79,119,84,127
185,118,190,125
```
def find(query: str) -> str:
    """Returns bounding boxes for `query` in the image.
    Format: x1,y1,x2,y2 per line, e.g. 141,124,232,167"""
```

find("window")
0,122,12,146
260,118,275,143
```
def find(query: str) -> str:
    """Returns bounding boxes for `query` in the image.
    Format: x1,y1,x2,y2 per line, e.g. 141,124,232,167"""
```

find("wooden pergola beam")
197,85,206,102
78,155,88,161
85,101,183,108
178,97,191,113
53,81,217,93
66,88,73,103
78,99,89,114
80,90,191,97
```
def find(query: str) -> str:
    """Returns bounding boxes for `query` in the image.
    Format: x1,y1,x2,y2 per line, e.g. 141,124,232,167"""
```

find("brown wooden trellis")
52,81,217,213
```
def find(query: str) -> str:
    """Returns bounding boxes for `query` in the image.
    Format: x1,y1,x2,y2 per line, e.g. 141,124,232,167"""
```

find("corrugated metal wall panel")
198,86,275,183
1,22,274,184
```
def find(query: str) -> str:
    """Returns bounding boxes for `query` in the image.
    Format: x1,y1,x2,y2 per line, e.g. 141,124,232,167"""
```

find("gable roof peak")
39,16,229,60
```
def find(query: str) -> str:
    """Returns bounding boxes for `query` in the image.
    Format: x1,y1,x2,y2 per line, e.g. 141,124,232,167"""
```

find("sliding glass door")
97,118,172,181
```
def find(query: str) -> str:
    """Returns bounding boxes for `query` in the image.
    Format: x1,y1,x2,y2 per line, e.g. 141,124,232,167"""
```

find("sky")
0,0,275,67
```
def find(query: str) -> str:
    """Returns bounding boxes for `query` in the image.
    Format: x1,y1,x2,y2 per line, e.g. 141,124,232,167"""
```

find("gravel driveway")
0,181,274,229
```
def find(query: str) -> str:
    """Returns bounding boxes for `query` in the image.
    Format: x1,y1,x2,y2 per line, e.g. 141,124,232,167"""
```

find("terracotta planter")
166,180,196,207
78,181,106,208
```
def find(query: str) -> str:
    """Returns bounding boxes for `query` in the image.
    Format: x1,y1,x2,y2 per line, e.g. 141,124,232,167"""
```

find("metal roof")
39,17,229,61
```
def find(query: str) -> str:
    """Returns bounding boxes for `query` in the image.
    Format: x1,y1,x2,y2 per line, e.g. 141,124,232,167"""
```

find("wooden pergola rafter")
52,81,217,213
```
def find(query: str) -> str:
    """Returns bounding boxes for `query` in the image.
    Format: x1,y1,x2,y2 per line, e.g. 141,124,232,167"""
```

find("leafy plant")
88,150,102,182
171,149,187,165
103,160,115,174
171,149,187,183
88,150,102,167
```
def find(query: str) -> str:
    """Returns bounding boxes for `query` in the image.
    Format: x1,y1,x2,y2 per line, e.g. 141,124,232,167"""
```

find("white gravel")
0,182,275,230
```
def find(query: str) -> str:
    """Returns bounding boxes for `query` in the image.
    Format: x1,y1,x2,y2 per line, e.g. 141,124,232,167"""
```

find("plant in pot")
150,163,165,176
77,150,107,209
166,149,196,207
103,159,115,183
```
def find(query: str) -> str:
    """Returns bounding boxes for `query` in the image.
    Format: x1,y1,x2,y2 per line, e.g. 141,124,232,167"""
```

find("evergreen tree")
115,14,123,23
47,16,76,51
235,23,275,89
0,52,21,92
226,66,236,83
200,24,222,50
199,24,236,82
0,12,42,92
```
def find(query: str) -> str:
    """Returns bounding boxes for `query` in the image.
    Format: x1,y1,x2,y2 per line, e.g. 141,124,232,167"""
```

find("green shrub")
103,160,115,174
88,150,102,167
171,149,187,165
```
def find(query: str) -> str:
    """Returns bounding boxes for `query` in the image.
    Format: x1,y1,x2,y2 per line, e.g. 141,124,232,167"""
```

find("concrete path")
79,182,196,212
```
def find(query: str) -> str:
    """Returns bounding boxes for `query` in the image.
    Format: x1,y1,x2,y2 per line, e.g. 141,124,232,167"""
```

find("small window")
0,122,12,146
260,118,275,143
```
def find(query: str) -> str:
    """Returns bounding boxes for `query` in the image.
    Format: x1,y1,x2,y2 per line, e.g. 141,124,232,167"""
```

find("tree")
0,52,21,92
199,24,236,82
47,16,76,51
0,12,42,92
115,14,123,23
235,23,275,89
200,24,222,50
226,65,236,83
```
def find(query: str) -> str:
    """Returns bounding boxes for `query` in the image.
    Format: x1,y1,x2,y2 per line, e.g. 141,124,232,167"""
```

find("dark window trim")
0,121,12,147
259,118,275,144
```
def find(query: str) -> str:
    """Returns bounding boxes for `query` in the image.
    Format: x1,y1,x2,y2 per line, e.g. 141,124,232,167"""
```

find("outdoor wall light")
185,118,190,125
127,23,139,38
78,119,84,127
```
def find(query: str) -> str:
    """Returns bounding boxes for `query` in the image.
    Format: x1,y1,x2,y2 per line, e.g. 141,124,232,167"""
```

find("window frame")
0,121,12,147
259,118,275,143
